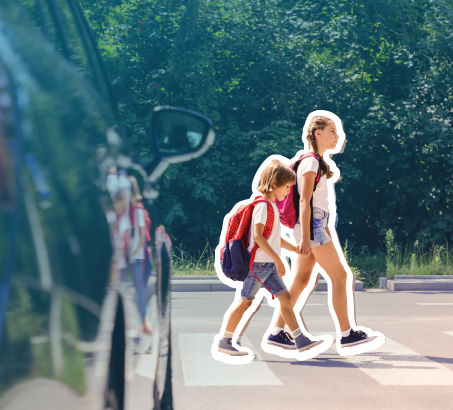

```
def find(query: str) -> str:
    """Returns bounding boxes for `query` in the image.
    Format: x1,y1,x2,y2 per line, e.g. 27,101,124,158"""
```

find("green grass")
346,234,453,287
342,241,387,288
172,237,453,287
172,242,216,276
384,235,453,278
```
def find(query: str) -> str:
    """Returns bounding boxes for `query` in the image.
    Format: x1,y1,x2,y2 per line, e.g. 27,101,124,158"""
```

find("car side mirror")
146,106,215,183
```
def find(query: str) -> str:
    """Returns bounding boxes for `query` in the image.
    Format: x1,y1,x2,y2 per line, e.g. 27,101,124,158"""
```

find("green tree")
82,0,453,253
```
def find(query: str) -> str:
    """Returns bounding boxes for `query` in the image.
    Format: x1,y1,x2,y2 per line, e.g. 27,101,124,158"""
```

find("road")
170,290,453,410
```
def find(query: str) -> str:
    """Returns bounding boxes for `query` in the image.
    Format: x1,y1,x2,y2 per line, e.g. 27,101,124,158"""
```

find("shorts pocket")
312,208,325,220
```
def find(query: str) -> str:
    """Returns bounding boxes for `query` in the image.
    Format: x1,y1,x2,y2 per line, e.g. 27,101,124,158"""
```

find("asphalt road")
170,290,453,410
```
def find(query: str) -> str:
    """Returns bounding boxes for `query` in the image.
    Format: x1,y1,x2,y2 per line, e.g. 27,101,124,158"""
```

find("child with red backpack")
216,160,325,358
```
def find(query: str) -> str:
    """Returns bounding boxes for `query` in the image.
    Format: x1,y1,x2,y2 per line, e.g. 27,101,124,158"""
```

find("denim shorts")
241,262,288,300
294,207,332,248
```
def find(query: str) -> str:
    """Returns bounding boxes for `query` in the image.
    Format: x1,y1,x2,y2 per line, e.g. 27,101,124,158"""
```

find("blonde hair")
256,160,296,194
306,116,334,179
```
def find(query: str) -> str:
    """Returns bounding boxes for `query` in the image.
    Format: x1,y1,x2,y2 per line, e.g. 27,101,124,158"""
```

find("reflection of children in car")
169,125,191,151
130,176,152,335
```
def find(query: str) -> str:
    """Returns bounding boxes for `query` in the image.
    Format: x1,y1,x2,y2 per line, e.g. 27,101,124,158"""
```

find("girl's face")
315,121,339,150
273,183,292,201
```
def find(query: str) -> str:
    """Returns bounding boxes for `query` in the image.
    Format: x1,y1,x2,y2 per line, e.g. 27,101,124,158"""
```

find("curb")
379,275,453,291
171,277,364,292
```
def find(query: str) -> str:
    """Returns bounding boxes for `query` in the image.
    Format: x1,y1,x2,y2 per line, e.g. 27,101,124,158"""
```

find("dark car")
0,1,214,409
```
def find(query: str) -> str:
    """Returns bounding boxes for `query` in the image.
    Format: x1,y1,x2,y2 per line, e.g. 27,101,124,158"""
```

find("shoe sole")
341,335,378,348
266,341,296,350
218,348,249,356
297,339,324,352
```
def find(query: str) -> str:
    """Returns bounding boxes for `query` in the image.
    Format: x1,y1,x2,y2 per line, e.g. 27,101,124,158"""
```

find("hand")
292,244,301,254
275,258,286,277
298,239,311,257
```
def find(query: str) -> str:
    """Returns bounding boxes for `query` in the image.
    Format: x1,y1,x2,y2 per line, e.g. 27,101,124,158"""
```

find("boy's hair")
256,159,296,194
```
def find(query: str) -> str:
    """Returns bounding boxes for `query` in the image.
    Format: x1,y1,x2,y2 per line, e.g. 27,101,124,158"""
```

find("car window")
17,0,116,113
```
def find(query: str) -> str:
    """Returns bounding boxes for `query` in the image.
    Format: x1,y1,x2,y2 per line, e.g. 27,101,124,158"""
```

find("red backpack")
220,196,275,294
275,153,321,240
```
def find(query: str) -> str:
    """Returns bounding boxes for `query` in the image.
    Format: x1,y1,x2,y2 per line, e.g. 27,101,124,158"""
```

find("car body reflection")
0,1,213,410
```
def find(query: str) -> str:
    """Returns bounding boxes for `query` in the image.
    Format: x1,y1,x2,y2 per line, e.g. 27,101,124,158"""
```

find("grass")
172,242,217,276
342,240,387,288
172,235,453,288
383,230,453,278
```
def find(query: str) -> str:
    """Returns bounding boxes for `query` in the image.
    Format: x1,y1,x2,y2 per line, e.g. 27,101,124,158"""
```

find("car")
0,1,214,409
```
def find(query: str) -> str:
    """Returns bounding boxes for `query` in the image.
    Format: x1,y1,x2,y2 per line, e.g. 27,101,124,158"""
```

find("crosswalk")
177,333,453,387
178,333,282,386
346,338,453,385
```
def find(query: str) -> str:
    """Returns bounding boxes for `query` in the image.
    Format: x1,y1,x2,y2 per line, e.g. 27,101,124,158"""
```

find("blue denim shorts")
241,262,288,300
294,207,332,248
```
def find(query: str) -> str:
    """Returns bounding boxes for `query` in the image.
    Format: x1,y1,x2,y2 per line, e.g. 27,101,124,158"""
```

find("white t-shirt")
247,201,281,262
130,207,146,262
297,156,329,213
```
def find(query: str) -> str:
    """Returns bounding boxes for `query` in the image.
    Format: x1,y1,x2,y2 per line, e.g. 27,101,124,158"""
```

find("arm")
253,223,286,276
281,237,299,254
299,170,316,256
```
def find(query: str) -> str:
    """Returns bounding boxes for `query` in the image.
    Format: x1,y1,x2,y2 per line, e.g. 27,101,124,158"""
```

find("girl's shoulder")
298,155,319,173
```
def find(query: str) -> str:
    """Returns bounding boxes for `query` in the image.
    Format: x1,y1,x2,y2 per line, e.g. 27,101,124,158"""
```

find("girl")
267,116,379,350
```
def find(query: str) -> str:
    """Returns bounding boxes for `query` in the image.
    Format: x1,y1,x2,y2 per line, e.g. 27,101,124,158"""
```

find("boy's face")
273,183,292,201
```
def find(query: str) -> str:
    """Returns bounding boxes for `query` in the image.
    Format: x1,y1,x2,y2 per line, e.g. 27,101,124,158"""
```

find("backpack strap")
292,152,321,241
248,197,276,299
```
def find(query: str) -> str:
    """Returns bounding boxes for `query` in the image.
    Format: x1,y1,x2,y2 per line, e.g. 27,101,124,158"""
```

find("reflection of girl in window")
130,176,152,335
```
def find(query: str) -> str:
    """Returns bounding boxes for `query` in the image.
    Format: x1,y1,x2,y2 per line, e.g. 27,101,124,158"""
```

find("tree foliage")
82,0,453,252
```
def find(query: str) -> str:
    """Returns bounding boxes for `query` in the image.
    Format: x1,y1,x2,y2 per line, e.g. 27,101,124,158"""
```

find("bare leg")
224,299,253,333
239,304,261,337
352,276,357,324
273,253,316,329
311,241,351,332
298,273,321,329
330,227,358,326
277,292,299,332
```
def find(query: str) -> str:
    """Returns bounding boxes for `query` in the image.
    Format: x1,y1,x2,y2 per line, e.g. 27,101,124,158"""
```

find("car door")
0,1,127,409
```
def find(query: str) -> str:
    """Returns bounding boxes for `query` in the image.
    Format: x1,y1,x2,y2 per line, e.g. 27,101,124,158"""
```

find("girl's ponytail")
305,116,334,179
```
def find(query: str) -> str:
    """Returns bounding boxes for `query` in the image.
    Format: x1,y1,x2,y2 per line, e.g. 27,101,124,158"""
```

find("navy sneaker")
294,333,324,352
218,337,248,356
267,331,296,350
341,330,377,347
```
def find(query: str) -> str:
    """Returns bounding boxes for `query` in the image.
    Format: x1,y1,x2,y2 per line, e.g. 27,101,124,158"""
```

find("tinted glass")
155,111,209,156
17,0,114,108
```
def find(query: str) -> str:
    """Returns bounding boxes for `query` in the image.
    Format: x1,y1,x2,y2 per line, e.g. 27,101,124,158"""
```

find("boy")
217,160,323,357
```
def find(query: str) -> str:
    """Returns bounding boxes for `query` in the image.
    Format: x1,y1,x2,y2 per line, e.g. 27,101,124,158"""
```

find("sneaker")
218,337,248,356
267,331,296,350
341,330,377,347
294,332,324,352
237,340,258,359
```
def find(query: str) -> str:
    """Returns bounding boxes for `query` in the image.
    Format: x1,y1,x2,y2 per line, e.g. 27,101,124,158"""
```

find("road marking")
178,333,282,386
347,338,453,385
416,303,453,305
444,331,453,337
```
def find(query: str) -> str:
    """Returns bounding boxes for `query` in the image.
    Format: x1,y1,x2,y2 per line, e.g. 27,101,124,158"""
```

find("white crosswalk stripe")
178,333,453,387
346,338,453,385
178,333,282,387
